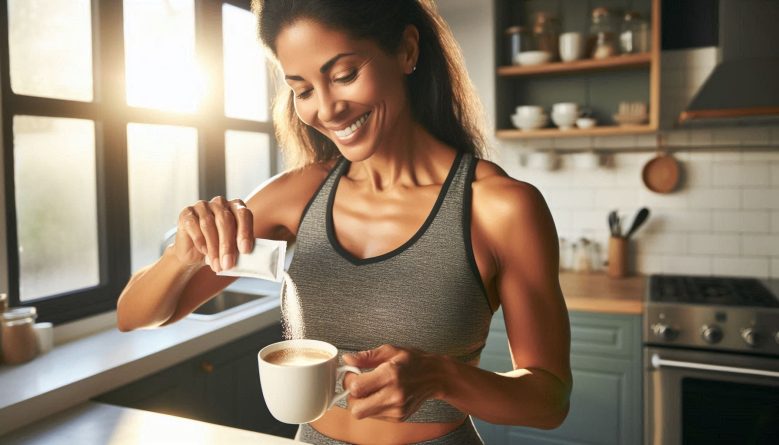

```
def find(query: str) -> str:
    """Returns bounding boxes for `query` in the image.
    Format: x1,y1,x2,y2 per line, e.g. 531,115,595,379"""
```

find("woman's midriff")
310,408,466,444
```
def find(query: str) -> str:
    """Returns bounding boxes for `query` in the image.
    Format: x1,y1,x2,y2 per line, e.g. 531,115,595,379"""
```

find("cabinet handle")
651,354,779,379
200,360,214,374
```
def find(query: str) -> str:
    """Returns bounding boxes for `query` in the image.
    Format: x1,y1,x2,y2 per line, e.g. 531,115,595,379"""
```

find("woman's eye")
334,70,358,83
296,88,313,100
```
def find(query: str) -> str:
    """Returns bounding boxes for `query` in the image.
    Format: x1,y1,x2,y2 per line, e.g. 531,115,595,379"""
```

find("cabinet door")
476,311,642,445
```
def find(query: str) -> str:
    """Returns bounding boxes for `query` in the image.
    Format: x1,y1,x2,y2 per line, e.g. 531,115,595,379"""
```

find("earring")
412,65,417,72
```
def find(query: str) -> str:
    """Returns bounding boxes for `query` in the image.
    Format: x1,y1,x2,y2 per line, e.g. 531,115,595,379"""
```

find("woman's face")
275,20,415,162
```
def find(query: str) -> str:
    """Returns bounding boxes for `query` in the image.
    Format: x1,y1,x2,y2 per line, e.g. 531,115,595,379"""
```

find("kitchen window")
1,0,277,324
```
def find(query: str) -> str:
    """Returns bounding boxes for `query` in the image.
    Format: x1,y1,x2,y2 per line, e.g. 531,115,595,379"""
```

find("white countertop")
2,401,304,444
0,280,283,436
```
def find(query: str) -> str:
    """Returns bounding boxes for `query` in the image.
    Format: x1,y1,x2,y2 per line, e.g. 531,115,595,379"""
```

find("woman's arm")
344,172,571,428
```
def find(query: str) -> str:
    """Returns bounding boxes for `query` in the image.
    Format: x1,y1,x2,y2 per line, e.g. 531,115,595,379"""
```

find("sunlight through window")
223,3,269,121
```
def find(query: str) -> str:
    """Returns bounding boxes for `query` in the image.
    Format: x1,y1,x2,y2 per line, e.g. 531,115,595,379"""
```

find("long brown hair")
252,0,488,168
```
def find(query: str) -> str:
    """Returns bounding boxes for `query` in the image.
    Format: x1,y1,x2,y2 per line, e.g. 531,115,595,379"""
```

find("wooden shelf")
496,124,656,139
497,53,652,77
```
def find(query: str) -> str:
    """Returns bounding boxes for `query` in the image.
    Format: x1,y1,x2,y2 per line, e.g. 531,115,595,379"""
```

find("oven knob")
651,323,676,341
701,325,723,344
740,328,757,346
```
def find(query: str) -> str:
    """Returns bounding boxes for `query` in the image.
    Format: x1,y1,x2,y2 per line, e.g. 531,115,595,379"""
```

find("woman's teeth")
334,113,369,139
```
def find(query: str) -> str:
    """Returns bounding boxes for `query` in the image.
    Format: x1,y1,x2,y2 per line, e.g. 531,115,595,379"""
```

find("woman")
116,1,571,444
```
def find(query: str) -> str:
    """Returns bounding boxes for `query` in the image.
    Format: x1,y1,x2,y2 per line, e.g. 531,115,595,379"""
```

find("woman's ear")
399,25,420,75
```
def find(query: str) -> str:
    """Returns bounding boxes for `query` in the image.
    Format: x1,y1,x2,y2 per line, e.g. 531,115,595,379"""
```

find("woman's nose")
316,89,346,123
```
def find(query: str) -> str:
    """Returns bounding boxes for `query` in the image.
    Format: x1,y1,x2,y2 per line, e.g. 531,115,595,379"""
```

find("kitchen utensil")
607,236,628,278
608,210,620,237
624,207,650,239
642,153,680,194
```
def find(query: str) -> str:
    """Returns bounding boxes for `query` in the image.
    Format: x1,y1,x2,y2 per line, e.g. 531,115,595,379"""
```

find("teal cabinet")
95,324,297,439
475,310,642,444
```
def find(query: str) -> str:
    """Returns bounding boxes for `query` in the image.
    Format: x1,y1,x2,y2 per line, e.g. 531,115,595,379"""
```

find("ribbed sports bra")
286,151,494,423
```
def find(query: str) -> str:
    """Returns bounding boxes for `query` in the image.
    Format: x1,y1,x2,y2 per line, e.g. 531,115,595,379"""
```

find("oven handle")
651,354,779,379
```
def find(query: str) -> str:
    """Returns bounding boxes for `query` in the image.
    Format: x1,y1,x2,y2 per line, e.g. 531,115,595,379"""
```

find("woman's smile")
333,111,371,141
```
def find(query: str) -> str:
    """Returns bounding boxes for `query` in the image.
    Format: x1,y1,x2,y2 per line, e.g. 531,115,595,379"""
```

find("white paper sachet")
213,238,287,282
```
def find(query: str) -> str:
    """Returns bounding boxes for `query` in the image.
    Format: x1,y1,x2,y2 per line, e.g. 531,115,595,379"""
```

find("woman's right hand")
174,196,254,273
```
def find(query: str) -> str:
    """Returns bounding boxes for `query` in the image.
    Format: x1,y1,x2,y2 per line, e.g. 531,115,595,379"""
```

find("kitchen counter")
559,272,646,315
1,401,303,444
0,280,282,437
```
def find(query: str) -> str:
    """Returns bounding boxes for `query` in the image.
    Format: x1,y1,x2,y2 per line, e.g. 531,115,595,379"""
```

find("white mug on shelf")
559,32,584,62
258,339,361,424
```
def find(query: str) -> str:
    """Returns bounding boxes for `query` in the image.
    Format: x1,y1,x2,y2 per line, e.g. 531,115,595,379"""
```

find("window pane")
13,116,99,301
8,0,93,101
128,124,198,272
225,131,271,199
223,4,269,121
124,0,203,112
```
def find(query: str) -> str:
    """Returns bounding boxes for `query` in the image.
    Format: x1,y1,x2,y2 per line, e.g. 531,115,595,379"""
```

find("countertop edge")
0,300,281,437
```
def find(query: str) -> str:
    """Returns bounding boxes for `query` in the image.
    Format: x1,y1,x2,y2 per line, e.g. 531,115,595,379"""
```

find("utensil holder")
607,236,628,278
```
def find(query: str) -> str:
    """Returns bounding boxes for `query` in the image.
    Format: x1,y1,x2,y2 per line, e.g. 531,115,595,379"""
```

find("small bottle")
588,7,618,59
620,11,650,54
1,307,39,364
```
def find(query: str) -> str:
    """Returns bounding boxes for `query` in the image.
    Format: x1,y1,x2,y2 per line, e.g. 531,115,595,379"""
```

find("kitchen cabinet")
495,0,660,139
476,310,643,444
94,323,297,439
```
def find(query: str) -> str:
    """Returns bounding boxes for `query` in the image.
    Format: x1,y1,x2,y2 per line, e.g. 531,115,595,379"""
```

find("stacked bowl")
511,106,548,131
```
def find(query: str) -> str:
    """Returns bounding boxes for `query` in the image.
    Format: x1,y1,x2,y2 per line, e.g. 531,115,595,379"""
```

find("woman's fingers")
192,200,220,271
211,196,238,271
179,206,207,255
230,198,254,254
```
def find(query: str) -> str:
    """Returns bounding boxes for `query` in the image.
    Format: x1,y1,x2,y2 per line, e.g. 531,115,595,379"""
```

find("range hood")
678,0,779,126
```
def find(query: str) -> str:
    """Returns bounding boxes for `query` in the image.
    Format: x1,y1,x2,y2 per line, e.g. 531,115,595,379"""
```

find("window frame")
0,0,277,324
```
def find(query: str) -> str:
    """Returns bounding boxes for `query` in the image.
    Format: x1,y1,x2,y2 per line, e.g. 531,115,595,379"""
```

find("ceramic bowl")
511,113,549,130
576,117,597,129
551,111,578,130
515,51,552,66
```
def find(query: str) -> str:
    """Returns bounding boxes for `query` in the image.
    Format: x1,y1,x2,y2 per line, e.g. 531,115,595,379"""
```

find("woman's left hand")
342,344,448,422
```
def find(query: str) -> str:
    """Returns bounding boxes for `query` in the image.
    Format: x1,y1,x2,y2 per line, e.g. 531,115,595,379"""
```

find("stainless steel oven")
644,275,779,445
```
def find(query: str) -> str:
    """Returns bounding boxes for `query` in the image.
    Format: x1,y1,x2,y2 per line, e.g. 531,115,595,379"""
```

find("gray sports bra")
286,151,493,423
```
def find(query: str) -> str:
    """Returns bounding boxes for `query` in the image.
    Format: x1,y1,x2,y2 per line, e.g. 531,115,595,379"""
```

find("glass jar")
505,26,532,65
620,11,650,54
533,12,560,60
1,307,39,364
588,7,618,59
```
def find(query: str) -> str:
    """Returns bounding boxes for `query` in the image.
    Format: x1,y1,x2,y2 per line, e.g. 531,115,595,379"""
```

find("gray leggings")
294,417,484,444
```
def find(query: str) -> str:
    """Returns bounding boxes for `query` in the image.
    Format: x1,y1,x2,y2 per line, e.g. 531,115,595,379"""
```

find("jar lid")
623,11,643,21
592,7,611,17
2,307,37,322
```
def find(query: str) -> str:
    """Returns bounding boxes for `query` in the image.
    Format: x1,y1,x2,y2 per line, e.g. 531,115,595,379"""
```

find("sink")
187,290,273,321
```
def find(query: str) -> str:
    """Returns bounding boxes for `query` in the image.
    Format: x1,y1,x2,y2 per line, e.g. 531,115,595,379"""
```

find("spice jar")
620,11,650,54
588,7,618,59
505,26,531,65
532,12,560,60
2,307,39,365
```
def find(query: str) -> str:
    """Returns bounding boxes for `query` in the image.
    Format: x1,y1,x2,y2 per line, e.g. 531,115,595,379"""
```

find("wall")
438,1,779,278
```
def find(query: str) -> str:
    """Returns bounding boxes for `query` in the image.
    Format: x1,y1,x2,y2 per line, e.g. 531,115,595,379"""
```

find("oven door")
645,346,779,445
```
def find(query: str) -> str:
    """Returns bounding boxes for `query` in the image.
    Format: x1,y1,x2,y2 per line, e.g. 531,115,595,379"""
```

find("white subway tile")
654,209,711,232
544,188,596,209
712,257,770,278
595,189,641,208
637,233,688,255
636,134,659,148
711,151,742,162
553,137,592,149
667,130,690,147
742,188,779,209
741,148,779,162
687,151,714,162
664,255,712,275
638,188,690,209
713,210,771,233
711,162,743,186
772,163,779,187
571,210,609,232
634,254,666,275
773,211,779,233
570,169,617,187
615,163,644,187
740,162,772,186
742,235,779,256
549,208,573,230
689,234,740,255
688,189,741,209
711,128,748,146
684,161,713,187
772,258,779,279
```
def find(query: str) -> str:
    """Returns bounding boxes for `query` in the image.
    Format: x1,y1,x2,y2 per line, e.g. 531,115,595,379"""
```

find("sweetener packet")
213,238,287,282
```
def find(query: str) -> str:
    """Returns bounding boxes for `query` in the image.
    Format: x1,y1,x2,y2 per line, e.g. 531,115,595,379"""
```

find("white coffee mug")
559,32,584,62
258,339,361,424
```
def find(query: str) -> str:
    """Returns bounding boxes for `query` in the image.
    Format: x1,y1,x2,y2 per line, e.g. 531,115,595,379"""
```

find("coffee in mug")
258,339,361,424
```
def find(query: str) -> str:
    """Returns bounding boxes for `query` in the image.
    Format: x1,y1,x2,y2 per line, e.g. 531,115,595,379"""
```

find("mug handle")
329,365,362,409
